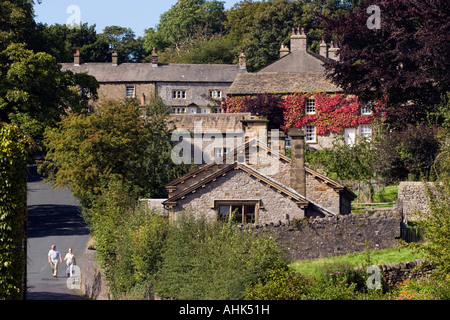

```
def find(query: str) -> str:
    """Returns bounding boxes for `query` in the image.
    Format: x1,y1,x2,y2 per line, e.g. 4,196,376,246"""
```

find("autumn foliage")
224,92,384,135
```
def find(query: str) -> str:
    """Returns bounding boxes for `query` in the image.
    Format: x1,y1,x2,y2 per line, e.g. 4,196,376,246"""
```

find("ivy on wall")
224,92,386,134
0,123,29,300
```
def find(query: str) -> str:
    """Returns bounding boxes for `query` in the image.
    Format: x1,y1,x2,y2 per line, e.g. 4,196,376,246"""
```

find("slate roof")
59,62,244,83
227,72,341,95
167,113,251,133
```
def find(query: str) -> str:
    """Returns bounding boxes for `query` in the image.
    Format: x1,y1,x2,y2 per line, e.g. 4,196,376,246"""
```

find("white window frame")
209,90,222,99
214,147,230,160
305,125,317,143
361,102,373,115
126,85,135,98
172,90,186,99
305,99,316,115
360,124,372,140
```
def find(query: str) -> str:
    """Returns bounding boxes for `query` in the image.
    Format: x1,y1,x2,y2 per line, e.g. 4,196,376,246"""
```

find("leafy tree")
40,97,191,208
102,26,145,63
0,0,36,52
0,43,98,147
321,0,450,129
143,0,226,53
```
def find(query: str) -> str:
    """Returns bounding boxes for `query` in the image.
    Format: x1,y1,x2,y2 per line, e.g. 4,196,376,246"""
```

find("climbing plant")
0,123,29,300
224,92,384,134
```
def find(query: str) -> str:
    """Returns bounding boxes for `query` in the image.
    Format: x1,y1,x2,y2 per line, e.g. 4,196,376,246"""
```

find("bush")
153,214,283,300
0,124,29,300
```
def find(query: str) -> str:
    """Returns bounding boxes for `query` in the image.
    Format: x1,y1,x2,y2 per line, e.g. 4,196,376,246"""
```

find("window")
305,99,316,114
213,107,223,113
209,90,222,99
172,107,186,114
126,86,135,98
201,108,210,114
305,125,316,143
218,204,256,224
285,137,291,148
172,90,186,99
188,107,197,114
361,102,372,115
344,128,356,146
360,124,372,140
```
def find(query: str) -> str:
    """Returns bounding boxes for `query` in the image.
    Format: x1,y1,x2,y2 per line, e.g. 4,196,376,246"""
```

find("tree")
143,0,226,53
40,98,192,208
0,43,98,147
321,0,450,129
102,26,145,63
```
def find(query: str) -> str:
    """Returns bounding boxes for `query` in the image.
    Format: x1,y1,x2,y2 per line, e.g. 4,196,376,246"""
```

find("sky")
33,0,240,38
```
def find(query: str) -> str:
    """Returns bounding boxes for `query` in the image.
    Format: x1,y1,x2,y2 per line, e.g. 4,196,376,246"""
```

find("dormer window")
305,99,316,114
209,90,222,99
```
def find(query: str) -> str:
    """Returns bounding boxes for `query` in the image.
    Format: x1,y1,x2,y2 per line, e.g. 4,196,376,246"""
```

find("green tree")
0,43,98,147
143,0,226,53
102,26,145,62
40,97,191,208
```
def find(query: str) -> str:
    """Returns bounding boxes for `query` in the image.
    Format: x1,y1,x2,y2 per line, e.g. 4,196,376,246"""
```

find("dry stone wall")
253,211,403,260
397,182,431,216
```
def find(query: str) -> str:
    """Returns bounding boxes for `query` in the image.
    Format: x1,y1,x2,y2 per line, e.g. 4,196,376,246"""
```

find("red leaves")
225,92,381,136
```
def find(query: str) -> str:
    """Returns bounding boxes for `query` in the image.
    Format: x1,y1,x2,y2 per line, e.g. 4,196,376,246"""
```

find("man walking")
48,245,62,277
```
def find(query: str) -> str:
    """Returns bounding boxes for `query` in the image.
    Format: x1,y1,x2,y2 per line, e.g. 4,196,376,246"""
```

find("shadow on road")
27,204,89,238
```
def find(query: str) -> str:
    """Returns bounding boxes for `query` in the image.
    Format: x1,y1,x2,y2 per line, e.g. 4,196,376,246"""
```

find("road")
26,165,90,300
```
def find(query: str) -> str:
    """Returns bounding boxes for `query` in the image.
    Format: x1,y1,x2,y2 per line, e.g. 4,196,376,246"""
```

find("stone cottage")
60,49,247,114
226,28,374,150
161,127,356,225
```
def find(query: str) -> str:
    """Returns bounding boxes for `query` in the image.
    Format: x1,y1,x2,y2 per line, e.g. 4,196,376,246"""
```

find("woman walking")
63,248,76,277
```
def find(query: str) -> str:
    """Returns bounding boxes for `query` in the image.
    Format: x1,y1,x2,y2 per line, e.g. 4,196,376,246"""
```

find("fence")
351,202,396,212
402,227,424,243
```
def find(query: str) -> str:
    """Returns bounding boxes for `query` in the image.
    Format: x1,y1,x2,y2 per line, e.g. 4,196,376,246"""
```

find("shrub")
153,214,283,300
0,124,29,300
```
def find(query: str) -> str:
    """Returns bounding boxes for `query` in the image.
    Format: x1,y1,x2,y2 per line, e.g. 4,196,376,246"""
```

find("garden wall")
254,211,403,260
397,182,431,216
81,244,109,300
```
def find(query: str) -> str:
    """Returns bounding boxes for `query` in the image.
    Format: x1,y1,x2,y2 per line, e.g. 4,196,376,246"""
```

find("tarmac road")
26,165,90,300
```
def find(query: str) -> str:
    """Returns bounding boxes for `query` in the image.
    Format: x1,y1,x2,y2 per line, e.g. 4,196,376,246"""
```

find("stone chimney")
328,41,339,61
290,27,307,52
239,50,247,70
287,127,306,197
152,48,158,67
319,37,328,58
74,49,81,66
112,50,119,66
279,43,290,58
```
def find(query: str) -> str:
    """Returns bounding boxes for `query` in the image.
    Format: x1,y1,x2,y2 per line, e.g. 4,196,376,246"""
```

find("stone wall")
378,259,434,288
81,244,109,300
397,182,431,216
254,211,402,260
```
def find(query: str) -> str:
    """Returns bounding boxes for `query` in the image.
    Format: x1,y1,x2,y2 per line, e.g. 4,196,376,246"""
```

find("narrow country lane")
26,164,90,300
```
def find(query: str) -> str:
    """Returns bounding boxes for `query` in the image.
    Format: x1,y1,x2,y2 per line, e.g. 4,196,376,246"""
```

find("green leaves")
0,123,28,300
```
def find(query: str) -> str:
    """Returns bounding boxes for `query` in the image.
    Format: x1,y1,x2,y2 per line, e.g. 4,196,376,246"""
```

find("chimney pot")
280,43,290,58
328,41,340,61
320,36,328,58
74,49,81,66
239,50,247,70
152,47,158,67
287,127,306,197
290,26,307,52
112,50,119,66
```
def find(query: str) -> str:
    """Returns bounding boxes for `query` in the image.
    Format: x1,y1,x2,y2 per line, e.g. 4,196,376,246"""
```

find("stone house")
160,127,356,225
226,28,374,150
60,49,246,114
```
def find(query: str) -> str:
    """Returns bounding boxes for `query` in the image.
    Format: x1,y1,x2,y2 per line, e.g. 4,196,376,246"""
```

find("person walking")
48,245,62,277
63,248,76,277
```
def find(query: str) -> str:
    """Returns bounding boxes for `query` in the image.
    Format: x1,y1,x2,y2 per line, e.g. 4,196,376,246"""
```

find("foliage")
153,214,284,300
372,124,443,183
84,178,169,298
143,0,226,53
40,97,190,208
225,92,377,134
0,123,28,300
414,180,450,277
0,42,99,148
245,264,313,300
321,0,450,129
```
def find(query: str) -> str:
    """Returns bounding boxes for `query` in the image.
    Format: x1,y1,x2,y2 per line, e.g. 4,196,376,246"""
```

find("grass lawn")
289,246,426,278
